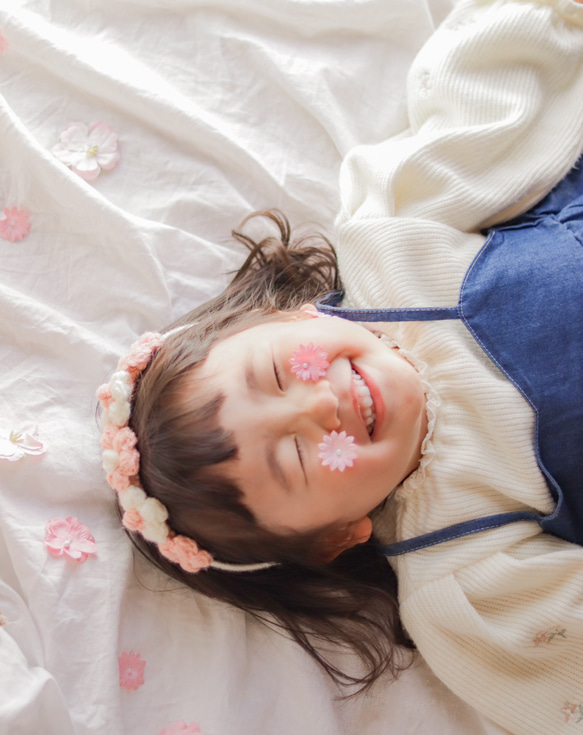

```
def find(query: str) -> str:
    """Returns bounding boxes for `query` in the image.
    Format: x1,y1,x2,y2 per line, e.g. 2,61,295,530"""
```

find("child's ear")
320,516,373,563
299,303,317,313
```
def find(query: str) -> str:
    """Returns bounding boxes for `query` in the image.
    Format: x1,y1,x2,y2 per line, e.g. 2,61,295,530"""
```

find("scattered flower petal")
0,419,46,461
118,651,146,691
289,343,329,382
159,722,202,735
0,207,31,243
0,29,9,55
45,517,97,562
0,613,7,626
52,121,120,181
318,430,357,472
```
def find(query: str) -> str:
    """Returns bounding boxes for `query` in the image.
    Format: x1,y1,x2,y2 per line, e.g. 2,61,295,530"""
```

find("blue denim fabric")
318,159,583,556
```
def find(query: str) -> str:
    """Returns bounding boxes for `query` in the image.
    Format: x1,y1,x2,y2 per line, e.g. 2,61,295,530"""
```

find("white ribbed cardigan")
335,2,583,733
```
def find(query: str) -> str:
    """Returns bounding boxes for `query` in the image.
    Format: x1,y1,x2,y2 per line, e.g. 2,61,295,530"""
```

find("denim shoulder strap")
317,291,461,322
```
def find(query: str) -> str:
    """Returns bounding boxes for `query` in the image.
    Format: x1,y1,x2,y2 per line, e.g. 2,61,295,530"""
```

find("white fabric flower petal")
52,121,119,180
0,419,46,461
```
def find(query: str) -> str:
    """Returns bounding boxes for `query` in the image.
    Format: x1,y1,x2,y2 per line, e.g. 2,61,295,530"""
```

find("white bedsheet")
0,1,510,733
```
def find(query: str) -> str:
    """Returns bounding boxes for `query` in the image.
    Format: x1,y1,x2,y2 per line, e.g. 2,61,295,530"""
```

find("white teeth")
351,368,376,436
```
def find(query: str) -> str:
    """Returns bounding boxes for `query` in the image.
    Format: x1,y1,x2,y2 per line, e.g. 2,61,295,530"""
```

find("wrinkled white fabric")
0,0,510,733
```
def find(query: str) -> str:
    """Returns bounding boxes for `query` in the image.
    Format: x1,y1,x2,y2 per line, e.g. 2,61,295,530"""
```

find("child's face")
198,310,427,545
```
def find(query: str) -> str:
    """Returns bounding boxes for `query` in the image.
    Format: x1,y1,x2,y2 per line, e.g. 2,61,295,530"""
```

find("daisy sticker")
318,430,357,471
0,207,31,242
290,343,329,382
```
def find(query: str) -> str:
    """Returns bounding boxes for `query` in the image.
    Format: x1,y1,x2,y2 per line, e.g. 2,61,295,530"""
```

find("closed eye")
273,358,284,391
295,436,306,482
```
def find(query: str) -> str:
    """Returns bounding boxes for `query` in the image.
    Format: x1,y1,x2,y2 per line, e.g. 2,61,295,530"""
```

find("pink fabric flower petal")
118,651,146,691
0,29,9,55
88,121,118,150
45,517,97,562
317,430,357,472
289,343,329,382
59,121,90,147
0,207,31,242
159,722,202,735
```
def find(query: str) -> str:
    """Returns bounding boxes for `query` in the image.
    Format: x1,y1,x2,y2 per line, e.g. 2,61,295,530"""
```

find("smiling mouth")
351,368,376,436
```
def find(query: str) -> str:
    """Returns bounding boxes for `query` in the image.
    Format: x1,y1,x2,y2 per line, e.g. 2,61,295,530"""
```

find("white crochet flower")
119,485,169,544
105,371,132,426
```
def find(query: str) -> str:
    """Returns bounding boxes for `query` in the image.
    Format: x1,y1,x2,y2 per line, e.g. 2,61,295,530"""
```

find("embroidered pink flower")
562,702,583,724
0,207,31,242
0,419,46,461
318,430,357,471
52,121,120,181
45,517,97,562
289,343,329,382
533,626,567,646
159,722,202,735
159,534,213,573
0,29,9,55
118,651,146,691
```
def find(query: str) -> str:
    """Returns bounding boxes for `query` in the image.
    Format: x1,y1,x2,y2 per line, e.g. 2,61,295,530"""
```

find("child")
98,1,583,734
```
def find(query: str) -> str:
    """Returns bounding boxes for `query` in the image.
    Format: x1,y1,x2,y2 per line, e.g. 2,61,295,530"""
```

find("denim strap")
317,291,461,323
380,511,542,556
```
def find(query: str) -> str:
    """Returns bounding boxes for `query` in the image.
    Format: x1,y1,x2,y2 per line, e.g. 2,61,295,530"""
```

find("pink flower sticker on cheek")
318,431,357,471
289,343,329,382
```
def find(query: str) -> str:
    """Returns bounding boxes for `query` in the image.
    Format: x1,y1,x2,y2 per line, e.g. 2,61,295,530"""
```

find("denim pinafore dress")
318,160,583,556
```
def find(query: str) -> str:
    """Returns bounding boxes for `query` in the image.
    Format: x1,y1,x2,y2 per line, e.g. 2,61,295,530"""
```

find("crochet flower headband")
97,328,276,573
97,322,359,575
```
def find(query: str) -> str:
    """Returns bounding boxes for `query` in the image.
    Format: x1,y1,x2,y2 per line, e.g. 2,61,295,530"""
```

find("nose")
286,379,341,434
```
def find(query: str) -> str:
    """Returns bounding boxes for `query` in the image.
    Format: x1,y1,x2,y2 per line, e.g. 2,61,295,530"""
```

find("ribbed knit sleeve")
334,2,583,734
335,0,583,312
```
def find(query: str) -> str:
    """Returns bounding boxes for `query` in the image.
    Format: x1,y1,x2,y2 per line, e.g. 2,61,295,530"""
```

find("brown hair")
127,211,413,694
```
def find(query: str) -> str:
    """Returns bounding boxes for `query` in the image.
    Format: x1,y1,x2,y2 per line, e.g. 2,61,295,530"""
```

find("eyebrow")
245,355,292,494
245,359,259,392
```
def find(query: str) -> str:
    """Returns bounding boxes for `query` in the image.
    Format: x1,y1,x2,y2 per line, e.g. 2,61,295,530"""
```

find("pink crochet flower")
318,430,357,471
118,332,164,378
159,534,213,573
100,424,118,450
123,508,145,532
118,651,146,691
289,343,329,382
159,722,202,735
45,517,97,562
0,207,31,242
52,121,120,181
0,419,46,461
0,29,9,55
97,383,114,411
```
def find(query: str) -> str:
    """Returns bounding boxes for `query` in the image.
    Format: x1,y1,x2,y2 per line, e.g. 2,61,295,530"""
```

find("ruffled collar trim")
378,335,440,491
